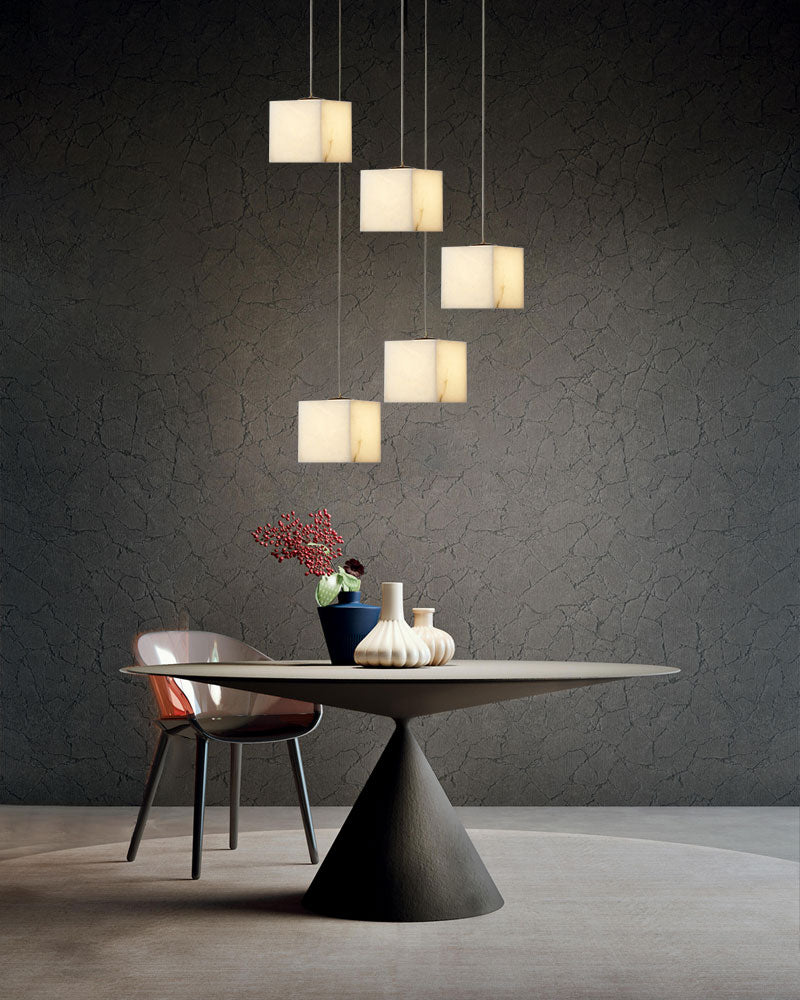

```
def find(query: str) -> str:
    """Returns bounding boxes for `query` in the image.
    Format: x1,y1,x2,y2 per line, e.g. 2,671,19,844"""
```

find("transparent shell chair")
127,630,322,879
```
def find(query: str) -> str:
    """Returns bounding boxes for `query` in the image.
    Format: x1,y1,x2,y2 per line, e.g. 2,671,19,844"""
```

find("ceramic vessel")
317,591,381,665
354,582,432,668
411,608,455,666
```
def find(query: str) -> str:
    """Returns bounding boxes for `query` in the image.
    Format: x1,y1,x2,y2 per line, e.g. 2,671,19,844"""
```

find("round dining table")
123,659,679,922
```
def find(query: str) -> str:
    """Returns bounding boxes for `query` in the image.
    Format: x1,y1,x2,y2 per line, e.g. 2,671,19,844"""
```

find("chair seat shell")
135,630,319,732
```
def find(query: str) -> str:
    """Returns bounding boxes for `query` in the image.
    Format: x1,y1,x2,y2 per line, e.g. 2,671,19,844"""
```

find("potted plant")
252,509,379,664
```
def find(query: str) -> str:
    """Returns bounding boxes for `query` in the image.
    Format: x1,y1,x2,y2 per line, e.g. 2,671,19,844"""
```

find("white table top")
123,659,679,719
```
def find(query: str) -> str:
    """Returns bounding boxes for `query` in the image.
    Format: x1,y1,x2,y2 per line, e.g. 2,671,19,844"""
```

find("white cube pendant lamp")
441,244,524,308
383,1,466,405
270,99,351,163
360,0,443,233
269,1,352,164
441,0,524,309
384,339,466,403
297,3,380,463
298,399,381,462
360,167,442,232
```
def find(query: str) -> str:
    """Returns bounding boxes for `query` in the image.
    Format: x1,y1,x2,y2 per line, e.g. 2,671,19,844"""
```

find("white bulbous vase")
411,608,455,666
354,583,432,668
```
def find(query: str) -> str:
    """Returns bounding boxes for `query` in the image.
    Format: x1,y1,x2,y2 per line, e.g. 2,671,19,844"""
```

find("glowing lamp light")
383,340,467,403
297,399,381,463
360,168,443,232
269,99,352,163
440,245,524,309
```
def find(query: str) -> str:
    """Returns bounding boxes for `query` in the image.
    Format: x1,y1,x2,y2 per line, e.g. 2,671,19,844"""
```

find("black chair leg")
192,736,209,880
229,743,242,850
288,738,319,864
127,730,170,862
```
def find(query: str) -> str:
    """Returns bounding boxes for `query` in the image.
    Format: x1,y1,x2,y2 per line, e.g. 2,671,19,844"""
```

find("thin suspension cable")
424,0,428,169
400,0,404,165
423,0,428,336
338,164,342,396
423,234,427,336
480,0,485,243
337,0,342,396
309,0,314,97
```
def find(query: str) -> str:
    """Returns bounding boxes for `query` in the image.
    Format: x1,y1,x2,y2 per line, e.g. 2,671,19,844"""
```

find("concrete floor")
2,805,797,1000
1,805,797,861
5,826,798,1000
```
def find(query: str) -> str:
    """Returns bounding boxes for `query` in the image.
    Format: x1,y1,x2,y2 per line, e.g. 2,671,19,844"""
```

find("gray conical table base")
122,660,679,923
303,720,503,922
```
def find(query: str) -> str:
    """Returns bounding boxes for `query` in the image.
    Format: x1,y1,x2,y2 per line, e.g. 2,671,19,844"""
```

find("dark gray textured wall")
2,0,797,807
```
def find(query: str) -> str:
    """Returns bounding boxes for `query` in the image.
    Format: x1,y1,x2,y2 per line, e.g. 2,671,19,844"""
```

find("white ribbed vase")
412,608,455,666
354,583,432,668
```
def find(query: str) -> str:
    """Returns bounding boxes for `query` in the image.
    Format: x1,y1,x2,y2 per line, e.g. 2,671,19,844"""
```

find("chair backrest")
133,630,274,720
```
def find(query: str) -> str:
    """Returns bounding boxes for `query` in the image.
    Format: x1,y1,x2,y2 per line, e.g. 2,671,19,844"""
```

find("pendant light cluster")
269,0,523,462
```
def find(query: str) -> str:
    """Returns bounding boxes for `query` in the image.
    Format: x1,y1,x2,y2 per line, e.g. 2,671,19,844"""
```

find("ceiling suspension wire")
309,0,314,96
337,0,343,396
400,0,405,165
423,0,428,336
481,0,486,243
338,162,342,396
424,0,428,170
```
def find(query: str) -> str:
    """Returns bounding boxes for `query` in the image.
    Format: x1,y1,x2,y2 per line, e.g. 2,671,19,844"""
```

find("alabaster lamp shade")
441,244,524,308
384,339,467,403
269,99,352,163
297,399,381,462
360,168,443,232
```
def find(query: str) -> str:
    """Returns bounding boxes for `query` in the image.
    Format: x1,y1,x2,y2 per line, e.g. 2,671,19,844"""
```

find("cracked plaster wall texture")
1,0,798,807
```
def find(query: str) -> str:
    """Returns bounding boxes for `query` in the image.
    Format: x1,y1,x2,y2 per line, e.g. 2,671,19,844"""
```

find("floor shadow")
3,885,314,920
78,857,315,869
187,891,308,916
80,889,310,916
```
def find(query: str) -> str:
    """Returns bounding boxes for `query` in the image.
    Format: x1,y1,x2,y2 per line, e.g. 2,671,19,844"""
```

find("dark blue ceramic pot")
317,591,380,665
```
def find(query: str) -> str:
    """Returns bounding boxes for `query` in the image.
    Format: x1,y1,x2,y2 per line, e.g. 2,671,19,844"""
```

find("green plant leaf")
315,574,341,607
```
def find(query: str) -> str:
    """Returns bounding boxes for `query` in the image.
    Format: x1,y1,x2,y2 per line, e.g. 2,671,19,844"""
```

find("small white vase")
412,608,455,666
354,583,432,668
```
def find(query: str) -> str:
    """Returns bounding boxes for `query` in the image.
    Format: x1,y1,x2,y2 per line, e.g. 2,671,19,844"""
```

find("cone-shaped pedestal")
303,719,504,921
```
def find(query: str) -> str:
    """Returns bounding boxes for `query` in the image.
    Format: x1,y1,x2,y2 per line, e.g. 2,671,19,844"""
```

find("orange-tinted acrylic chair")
127,630,322,878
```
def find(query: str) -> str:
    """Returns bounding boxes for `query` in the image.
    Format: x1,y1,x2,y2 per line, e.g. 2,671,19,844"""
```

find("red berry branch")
252,509,345,577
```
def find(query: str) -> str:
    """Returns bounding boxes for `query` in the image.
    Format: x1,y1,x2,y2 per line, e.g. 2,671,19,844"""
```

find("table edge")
120,662,681,681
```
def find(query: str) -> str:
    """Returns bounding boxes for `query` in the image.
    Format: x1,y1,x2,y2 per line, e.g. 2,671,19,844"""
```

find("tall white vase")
411,608,455,666
354,583,432,668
